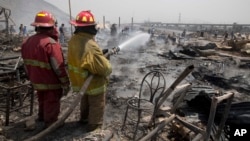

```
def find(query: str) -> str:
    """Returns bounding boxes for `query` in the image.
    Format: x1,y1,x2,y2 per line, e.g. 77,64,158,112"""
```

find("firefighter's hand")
102,49,109,55
102,49,111,60
62,85,70,97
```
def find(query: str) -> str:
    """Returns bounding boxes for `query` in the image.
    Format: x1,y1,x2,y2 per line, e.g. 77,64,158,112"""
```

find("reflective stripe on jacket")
68,32,112,95
21,32,69,90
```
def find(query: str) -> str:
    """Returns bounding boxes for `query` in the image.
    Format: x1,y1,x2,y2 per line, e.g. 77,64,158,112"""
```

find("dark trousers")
37,89,62,126
80,93,105,125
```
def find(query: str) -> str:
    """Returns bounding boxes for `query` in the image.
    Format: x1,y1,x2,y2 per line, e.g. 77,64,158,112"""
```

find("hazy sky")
45,0,250,24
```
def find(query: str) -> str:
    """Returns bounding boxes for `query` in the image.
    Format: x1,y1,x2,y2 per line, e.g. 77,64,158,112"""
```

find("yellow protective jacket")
67,32,112,95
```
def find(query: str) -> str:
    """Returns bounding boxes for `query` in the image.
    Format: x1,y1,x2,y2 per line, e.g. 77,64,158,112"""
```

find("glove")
102,49,111,60
62,84,70,97
102,49,109,55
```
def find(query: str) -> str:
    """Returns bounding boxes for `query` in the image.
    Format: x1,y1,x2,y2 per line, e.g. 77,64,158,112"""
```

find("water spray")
103,32,150,57
118,32,150,50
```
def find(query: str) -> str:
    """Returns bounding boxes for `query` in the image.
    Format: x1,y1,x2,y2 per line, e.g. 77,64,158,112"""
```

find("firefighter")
110,23,117,36
221,31,229,45
21,11,70,128
59,23,65,44
68,10,112,132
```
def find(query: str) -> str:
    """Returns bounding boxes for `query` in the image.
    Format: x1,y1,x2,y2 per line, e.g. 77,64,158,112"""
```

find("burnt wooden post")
205,92,234,141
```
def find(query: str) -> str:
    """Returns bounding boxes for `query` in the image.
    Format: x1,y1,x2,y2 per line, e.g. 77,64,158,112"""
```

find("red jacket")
21,30,69,90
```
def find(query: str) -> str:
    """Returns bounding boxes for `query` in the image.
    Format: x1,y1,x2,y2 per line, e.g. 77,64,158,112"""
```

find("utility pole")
68,0,73,35
131,17,133,31
178,13,181,23
103,16,105,29
119,17,120,29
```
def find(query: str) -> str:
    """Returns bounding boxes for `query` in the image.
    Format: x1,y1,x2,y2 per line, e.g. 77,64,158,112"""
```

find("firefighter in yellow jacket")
68,10,112,132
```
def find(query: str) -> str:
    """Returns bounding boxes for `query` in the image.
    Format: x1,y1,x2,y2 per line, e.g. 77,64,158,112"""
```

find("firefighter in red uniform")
21,11,69,128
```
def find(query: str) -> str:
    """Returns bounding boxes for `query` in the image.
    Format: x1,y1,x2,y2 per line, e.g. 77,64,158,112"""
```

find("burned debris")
2,27,250,140
102,27,250,140
1,2,250,141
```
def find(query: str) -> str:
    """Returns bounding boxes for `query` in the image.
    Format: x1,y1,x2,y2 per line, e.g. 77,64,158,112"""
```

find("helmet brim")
31,22,54,27
70,20,96,27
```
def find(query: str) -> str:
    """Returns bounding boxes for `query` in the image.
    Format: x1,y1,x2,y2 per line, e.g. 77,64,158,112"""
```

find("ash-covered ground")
1,28,250,141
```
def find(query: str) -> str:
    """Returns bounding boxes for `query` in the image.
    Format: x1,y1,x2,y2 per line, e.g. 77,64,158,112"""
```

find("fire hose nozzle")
111,46,120,54
103,47,120,58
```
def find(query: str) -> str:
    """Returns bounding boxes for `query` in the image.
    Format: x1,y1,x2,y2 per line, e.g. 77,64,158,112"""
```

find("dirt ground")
1,29,250,141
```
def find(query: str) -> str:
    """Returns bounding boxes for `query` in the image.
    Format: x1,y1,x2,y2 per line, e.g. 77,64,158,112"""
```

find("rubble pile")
0,23,250,141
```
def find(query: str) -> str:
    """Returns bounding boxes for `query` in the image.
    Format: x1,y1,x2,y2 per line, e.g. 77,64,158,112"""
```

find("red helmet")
31,11,56,27
70,10,96,26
